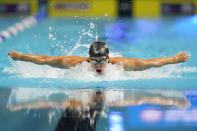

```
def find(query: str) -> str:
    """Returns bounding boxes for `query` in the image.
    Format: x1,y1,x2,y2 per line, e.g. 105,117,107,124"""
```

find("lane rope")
0,11,46,43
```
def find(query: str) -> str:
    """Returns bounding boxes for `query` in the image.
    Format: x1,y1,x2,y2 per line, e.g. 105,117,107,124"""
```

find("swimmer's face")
90,56,108,73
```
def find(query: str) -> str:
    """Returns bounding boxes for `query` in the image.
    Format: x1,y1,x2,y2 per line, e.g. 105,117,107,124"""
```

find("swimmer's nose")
95,64,103,69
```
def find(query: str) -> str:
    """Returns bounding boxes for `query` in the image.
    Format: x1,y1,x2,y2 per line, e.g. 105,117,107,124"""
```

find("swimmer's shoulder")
109,57,137,68
109,57,128,64
62,56,89,64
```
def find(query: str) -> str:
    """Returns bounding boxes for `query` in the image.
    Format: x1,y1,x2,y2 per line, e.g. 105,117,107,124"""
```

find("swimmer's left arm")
109,52,189,71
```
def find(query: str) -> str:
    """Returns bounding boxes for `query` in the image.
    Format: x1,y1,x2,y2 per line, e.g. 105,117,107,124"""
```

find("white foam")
3,60,197,81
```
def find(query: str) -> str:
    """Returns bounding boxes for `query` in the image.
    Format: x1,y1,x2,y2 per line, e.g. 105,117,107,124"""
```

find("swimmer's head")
89,41,109,58
89,42,109,74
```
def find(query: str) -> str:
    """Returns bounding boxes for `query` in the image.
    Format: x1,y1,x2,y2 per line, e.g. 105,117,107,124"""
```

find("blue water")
0,17,21,30
1,16,197,131
0,17,197,89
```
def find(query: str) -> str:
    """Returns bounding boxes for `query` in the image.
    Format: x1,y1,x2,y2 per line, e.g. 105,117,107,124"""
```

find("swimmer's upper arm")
62,56,89,68
109,57,150,71
46,56,89,68
122,58,150,71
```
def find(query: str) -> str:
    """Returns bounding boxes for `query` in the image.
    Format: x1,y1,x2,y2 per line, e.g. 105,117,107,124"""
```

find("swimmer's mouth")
96,69,102,73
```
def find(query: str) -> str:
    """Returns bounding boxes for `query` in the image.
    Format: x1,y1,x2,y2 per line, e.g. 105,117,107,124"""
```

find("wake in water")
3,60,197,81
4,21,196,81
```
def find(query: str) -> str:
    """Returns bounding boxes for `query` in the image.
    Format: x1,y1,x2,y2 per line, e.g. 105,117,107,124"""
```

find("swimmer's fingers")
8,50,21,60
176,51,190,62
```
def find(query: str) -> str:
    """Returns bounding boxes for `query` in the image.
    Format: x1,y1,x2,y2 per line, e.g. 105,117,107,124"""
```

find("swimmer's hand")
8,51,21,60
175,52,189,62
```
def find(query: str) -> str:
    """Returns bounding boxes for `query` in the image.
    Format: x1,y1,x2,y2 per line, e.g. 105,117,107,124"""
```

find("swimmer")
8,41,189,73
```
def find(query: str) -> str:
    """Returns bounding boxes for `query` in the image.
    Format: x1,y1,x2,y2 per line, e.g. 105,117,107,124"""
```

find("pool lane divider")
0,12,46,43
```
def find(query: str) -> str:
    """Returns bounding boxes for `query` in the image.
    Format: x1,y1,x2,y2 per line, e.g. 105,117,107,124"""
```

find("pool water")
1,16,197,131
1,88,197,131
1,17,197,89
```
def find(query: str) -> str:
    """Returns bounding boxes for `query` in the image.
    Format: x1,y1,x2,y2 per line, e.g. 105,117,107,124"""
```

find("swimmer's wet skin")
8,41,189,73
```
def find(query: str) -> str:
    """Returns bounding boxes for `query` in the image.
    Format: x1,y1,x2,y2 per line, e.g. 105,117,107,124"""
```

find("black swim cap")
89,42,109,57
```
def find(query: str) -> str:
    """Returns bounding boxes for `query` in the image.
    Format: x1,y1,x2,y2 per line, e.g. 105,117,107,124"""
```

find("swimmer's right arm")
8,51,89,68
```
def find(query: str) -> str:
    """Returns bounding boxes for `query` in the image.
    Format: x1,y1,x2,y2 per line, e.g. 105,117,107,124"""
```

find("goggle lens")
91,60,107,64
90,57,108,64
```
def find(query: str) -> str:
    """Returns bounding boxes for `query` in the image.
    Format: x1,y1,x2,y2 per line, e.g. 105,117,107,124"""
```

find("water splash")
47,21,99,56
4,21,196,81
48,26,57,41
3,60,197,81
67,22,98,56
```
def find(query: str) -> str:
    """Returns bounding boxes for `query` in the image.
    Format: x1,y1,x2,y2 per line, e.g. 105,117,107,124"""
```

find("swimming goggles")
90,56,108,64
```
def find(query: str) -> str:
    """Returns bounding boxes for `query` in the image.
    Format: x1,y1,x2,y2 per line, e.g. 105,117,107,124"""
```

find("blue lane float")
0,11,47,43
